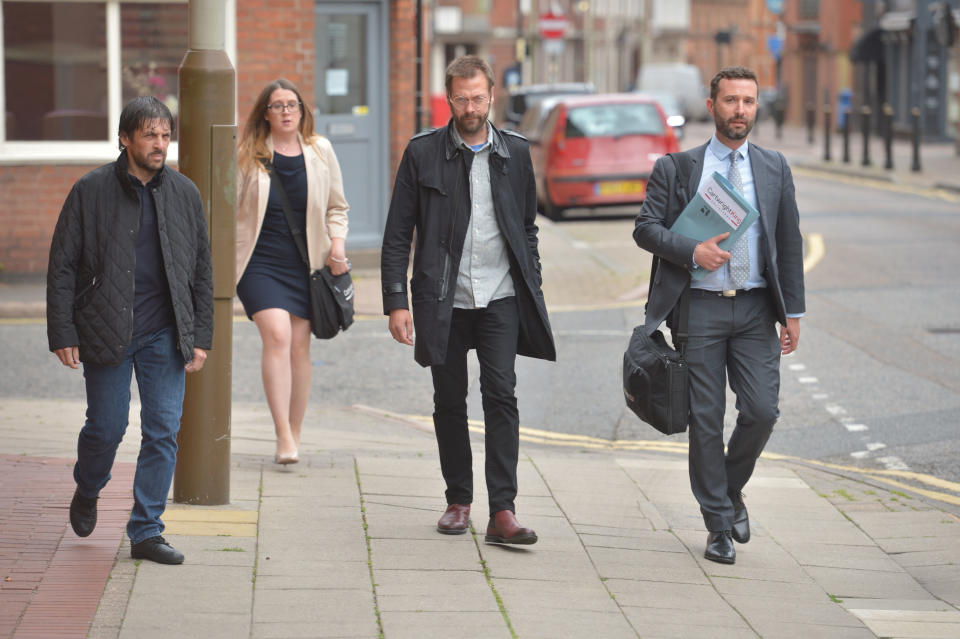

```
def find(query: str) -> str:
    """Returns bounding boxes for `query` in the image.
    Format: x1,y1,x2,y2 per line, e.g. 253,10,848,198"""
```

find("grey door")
314,1,387,249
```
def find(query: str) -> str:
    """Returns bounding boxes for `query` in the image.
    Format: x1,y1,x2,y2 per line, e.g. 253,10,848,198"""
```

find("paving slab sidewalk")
2,398,959,638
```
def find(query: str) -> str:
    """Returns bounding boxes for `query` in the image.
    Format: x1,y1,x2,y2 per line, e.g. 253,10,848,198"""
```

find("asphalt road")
3,166,959,489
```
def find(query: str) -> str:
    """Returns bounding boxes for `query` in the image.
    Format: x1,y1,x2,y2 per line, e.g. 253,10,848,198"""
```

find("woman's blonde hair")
238,78,317,172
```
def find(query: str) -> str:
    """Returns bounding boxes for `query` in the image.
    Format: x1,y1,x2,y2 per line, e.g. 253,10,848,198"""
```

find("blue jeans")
75,326,185,544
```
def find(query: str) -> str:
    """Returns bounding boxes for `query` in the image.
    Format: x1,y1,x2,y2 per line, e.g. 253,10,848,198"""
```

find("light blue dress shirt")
692,135,766,292
451,122,515,309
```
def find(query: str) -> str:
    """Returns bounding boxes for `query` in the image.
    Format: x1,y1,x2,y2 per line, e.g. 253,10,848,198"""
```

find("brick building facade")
0,0,421,278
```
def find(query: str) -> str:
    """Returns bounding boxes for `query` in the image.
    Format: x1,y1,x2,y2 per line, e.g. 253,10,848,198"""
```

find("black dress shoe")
69,488,98,537
731,492,750,544
130,536,184,565
704,530,736,564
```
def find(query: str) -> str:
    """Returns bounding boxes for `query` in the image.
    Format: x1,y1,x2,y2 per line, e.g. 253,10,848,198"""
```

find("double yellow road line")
356,405,960,509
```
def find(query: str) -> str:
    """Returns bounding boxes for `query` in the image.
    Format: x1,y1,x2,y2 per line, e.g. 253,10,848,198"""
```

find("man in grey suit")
634,66,804,564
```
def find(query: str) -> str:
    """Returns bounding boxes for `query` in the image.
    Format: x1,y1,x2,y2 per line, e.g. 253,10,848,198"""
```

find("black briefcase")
622,327,689,435
622,284,690,435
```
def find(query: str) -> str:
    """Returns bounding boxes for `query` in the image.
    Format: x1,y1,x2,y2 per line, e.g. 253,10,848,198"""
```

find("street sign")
544,39,564,55
538,12,568,40
766,0,784,14
767,34,783,59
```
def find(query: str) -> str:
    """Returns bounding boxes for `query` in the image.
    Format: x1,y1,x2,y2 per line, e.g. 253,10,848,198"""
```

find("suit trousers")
431,296,520,516
683,288,781,532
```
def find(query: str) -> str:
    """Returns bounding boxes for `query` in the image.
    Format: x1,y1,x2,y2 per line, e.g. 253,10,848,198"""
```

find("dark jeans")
684,289,781,532
76,326,185,544
431,296,520,516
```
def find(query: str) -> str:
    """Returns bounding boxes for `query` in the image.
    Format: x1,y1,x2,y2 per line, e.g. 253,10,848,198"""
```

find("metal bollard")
823,103,833,162
806,102,815,144
911,107,922,172
842,109,851,164
883,103,894,170
860,105,872,167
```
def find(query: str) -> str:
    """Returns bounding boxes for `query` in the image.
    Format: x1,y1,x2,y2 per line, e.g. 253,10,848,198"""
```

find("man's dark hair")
445,55,495,95
709,66,759,102
118,96,175,150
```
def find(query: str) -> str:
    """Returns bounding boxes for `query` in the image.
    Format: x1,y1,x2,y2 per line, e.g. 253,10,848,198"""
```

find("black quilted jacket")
46,152,214,366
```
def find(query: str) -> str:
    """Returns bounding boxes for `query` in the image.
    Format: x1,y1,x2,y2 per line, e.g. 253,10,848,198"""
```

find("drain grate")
927,327,960,334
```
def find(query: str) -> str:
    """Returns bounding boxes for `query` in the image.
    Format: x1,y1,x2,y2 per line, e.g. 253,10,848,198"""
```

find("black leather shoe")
704,530,736,564
69,488,98,537
130,536,184,565
731,492,750,544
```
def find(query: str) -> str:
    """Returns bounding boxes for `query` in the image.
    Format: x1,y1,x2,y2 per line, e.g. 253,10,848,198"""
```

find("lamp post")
175,0,236,505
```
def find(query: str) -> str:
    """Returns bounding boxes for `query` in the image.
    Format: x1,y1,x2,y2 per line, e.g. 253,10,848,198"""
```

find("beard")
453,107,489,138
715,111,755,141
128,147,166,174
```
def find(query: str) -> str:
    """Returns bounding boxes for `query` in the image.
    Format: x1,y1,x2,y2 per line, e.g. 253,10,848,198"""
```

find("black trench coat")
381,120,556,367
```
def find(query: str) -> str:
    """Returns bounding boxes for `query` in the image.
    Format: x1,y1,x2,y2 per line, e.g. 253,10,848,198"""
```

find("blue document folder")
669,171,760,280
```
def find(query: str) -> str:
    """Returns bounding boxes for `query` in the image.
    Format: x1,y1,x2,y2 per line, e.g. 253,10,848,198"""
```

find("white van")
636,63,710,122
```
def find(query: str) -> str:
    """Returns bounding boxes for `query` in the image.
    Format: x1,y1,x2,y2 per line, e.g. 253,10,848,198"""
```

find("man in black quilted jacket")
46,97,213,565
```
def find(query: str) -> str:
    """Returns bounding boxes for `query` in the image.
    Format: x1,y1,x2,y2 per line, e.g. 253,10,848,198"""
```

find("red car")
525,93,680,220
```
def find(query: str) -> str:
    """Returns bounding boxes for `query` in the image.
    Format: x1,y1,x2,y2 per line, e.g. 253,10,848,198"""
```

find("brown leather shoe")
484,510,537,545
436,504,470,535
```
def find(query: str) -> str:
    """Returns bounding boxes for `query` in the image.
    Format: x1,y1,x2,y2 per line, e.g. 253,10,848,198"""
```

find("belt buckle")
721,289,737,298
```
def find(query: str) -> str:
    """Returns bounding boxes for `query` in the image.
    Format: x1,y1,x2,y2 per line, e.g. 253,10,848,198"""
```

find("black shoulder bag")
622,153,693,435
262,158,354,339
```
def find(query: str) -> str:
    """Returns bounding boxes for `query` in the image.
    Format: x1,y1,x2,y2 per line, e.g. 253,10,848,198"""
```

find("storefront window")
2,1,187,143
120,3,187,119
3,2,108,141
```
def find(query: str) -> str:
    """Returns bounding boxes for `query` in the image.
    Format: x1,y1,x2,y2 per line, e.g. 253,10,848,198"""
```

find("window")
4,2,107,141
1,0,188,159
799,0,819,20
565,104,665,139
120,4,186,117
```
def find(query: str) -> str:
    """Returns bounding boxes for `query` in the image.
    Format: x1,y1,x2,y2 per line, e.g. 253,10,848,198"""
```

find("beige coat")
236,134,349,283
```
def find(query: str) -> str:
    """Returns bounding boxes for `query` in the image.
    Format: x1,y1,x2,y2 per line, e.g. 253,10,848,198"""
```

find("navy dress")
237,153,311,320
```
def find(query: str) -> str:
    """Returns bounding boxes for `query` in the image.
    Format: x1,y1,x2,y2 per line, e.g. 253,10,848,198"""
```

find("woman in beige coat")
236,78,349,464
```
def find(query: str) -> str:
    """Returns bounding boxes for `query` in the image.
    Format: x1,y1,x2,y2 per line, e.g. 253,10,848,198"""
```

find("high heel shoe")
274,450,299,465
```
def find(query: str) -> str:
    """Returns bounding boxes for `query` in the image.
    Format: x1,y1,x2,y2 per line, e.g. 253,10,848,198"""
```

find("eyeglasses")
451,95,490,109
267,101,301,113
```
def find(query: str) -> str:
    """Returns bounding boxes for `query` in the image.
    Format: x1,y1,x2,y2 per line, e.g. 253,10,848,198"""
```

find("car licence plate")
595,180,645,196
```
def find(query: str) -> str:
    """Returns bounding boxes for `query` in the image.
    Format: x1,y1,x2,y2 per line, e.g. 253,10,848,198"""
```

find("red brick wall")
236,0,315,124
780,0,862,125
0,164,95,277
389,0,417,181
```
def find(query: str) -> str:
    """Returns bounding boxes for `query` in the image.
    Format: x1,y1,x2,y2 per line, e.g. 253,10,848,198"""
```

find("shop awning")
849,28,884,63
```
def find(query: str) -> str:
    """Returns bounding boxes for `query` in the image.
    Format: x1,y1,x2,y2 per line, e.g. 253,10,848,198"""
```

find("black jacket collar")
443,119,511,161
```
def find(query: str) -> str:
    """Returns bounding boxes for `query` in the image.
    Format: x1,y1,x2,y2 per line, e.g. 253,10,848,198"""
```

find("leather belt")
692,288,765,298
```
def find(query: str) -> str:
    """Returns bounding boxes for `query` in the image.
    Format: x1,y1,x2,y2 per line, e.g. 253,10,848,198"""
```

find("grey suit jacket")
633,140,805,335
